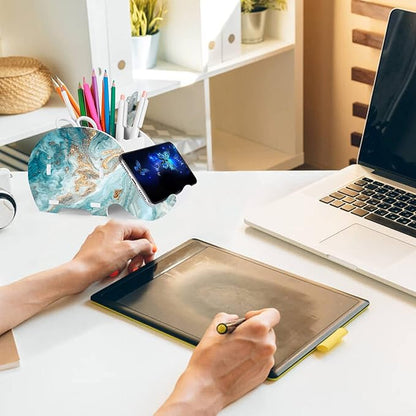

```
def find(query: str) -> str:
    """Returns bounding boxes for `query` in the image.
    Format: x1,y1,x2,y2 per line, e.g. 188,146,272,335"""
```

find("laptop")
245,8,416,297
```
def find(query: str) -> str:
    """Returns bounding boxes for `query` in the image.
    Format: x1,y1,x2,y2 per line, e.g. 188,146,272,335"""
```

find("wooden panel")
352,28,383,49
349,158,357,165
351,67,376,85
351,0,392,21
353,102,369,119
351,132,362,147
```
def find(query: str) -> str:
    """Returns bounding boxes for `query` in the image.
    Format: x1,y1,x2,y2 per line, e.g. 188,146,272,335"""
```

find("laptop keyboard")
319,177,416,238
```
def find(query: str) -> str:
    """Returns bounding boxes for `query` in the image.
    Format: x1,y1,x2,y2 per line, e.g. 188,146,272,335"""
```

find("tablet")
91,239,369,379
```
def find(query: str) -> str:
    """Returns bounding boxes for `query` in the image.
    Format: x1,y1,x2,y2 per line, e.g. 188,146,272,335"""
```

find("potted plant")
241,0,287,44
130,0,167,70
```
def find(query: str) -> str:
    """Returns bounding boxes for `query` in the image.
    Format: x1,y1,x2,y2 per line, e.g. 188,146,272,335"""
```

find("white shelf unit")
0,0,303,171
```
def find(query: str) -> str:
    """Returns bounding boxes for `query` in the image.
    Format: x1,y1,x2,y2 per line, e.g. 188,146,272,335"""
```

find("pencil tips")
55,75,64,87
51,76,60,89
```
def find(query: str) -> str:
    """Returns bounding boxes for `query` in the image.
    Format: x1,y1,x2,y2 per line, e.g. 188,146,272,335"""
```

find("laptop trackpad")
319,223,416,268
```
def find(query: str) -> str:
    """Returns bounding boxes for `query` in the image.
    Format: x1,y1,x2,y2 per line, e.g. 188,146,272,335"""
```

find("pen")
103,70,110,134
83,77,102,130
110,80,116,137
116,94,125,141
216,317,246,334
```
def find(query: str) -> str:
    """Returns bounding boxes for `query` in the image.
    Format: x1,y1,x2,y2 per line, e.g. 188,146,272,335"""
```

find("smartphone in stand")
119,142,197,205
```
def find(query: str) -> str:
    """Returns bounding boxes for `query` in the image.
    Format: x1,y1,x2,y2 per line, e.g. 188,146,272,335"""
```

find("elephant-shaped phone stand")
28,127,175,220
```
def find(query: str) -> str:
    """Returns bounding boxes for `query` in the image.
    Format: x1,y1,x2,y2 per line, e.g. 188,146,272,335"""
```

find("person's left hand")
70,220,156,292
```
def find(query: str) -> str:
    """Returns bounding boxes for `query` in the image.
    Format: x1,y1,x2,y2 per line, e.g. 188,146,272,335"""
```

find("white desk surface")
1,171,415,416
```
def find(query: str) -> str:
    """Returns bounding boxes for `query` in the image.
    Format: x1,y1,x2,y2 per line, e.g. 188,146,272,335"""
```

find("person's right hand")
156,308,280,415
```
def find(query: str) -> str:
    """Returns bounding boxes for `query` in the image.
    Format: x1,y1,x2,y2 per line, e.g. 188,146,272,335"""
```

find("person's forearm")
155,368,224,416
0,261,84,336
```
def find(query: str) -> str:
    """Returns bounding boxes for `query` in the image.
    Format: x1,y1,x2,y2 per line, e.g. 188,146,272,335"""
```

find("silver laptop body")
245,9,416,297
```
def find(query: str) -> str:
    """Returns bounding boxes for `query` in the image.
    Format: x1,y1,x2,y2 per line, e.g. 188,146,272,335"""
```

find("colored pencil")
77,83,87,126
101,83,106,132
82,77,102,130
91,69,100,120
103,70,110,134
55,76,80,117
60,87,77,120
51,77,63,99
110,80,116,137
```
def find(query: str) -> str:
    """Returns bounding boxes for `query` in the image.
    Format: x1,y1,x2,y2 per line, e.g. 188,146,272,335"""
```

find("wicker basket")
0,56,53,115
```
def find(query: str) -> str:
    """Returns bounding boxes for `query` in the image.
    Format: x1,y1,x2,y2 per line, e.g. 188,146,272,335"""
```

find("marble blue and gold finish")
28,127,175,220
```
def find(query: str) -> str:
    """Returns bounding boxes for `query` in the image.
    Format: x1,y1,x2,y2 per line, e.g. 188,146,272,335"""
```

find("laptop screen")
358,9,416,183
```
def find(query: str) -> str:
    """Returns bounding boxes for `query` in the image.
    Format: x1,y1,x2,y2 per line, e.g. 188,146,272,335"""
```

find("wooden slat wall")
352,102,368,119
351,0,392,21
350,0,391,156
352,29,383,49
351,132,362,147
351,67,376,86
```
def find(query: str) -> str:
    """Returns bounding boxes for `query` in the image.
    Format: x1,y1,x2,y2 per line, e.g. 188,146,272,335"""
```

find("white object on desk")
1,171,415,416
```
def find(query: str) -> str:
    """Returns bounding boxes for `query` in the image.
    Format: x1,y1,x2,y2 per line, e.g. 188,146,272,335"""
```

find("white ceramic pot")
131,31,160,70
241,9,267,44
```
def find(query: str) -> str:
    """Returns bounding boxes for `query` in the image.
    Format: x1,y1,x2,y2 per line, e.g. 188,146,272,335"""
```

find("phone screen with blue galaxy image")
120,142,197,204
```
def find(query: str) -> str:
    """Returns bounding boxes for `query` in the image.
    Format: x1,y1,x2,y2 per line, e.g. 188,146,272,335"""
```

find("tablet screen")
91,240,369,378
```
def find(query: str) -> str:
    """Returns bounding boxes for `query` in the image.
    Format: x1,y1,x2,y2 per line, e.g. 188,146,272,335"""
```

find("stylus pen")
216,317,246,335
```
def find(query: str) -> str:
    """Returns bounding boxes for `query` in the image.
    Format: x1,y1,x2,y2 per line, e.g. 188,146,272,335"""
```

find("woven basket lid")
0,56,52,114
0,56,43,79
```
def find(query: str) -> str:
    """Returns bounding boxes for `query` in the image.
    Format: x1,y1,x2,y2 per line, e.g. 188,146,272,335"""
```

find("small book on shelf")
0,330,20,371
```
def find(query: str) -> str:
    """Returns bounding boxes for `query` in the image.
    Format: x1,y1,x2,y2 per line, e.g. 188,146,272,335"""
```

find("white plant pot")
131,32,160,70
241,9,267,44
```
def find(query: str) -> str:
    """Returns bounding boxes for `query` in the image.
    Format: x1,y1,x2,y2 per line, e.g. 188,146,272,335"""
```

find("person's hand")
0,219,157,336
70,219,156,292
156,308,280,415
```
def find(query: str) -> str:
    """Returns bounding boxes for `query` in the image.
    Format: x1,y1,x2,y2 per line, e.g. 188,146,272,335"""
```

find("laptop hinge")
371,168,416,190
